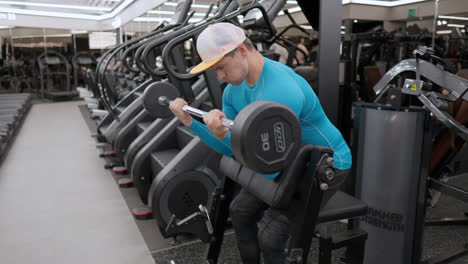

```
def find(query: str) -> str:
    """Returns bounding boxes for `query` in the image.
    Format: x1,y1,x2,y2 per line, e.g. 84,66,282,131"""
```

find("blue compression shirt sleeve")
188,119,233,157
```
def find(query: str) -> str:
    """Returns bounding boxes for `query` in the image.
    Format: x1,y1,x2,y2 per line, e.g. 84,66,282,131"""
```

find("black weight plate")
142,81,180,118
152,170,216,230
231,101,302,174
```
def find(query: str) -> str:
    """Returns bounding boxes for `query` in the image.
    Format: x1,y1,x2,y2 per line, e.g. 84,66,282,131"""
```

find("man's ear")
238,44,248,56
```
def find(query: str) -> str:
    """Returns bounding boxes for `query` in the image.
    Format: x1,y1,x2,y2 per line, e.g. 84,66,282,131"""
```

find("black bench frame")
203,144,368,264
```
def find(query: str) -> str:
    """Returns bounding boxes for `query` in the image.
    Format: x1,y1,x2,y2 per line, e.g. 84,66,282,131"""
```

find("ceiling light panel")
438,15,468,21
447,24,466,28
147,10,214,18
343,0,428,7
436,30,452,34
163,2,216,9
0,1,112,12
0,0,133,20
0,7,99,20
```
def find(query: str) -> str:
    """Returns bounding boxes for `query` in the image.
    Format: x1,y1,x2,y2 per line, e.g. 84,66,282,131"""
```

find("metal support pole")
316,0,342,125
115,27,123,46
8,27,14,60
43,28,47,54
115,27,123,59
8,27,17,93
344,19,353,35
72,34,77,55
0,37,2,90
73,34,78,88
43,28,47,98
432,0,439,48
5,39,9,58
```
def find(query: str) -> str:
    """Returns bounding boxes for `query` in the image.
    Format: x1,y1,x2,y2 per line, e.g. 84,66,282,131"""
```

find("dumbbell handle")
159,96,234,128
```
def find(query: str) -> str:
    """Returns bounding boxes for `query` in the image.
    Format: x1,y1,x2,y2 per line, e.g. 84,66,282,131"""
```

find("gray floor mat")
0,101,155,264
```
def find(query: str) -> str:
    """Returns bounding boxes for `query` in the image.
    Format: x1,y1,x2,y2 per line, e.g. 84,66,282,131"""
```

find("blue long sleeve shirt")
189,57,352,179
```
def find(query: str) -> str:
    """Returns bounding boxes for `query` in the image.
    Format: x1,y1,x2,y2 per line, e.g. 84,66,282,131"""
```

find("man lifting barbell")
168,23,351,264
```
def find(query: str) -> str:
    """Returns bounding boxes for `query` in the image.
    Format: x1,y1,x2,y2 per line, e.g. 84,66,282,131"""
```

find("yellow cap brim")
190,55,224,74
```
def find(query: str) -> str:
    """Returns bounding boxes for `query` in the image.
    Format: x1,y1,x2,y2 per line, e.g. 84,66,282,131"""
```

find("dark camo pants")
229,188,290,264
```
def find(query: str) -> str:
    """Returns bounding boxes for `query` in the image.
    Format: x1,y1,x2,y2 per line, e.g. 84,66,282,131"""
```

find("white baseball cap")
191,23,246,74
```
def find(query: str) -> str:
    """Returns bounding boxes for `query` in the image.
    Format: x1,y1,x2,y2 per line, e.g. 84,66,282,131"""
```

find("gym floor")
0,101,467,264
0,101,154,264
